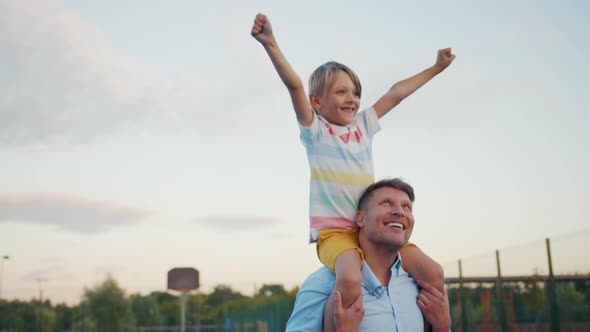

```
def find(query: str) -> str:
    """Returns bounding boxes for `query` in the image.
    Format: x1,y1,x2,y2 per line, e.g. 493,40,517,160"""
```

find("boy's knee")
335,274,362,308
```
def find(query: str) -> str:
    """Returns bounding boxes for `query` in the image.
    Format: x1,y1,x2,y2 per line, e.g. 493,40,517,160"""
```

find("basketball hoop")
167,267,199,332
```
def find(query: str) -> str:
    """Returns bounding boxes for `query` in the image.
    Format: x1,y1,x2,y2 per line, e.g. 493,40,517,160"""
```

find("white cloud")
0,0,246,148
0,192,153,234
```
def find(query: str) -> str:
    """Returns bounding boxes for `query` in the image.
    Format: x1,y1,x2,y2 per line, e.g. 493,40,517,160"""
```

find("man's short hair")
358,178,415,211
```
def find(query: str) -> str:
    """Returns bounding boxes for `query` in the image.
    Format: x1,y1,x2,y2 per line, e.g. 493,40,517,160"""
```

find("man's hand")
251,13,274,46
434,48,456,71
417,280,451,332
333,291,364,332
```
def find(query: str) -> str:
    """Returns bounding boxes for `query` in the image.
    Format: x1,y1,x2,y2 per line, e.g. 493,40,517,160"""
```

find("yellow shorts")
404,242,416,249
316,228,416,271
317,228,363,271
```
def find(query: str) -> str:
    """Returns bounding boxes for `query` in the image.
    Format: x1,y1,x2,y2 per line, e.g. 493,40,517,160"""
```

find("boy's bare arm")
372,48,456,118
400,245,445,292
251,14,313,126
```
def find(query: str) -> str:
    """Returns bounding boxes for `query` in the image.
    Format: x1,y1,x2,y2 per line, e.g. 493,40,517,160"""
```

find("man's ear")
355,210,365,227
310,94,321,111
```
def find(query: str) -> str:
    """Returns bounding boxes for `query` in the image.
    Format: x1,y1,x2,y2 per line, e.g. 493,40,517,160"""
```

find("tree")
39,306,56,332
151,290,177,305
520,274,545,321
558,282,588,321
158,297,180,325
256,284,287,297
80,275,135,330
205,285,246,308
130,293,162,326
54,303,74,331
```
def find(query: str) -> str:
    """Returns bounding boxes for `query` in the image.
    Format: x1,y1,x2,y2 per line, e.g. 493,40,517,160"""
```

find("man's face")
357,187,415,250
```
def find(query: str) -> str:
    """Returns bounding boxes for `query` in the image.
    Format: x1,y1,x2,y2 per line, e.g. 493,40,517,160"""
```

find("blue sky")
1,0,589,304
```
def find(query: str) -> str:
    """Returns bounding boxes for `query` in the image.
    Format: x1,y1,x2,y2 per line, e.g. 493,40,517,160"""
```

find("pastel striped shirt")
300,107,381,243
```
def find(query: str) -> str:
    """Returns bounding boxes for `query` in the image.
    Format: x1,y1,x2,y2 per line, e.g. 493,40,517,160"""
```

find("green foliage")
2,276,587,331
205,284,247,308
157,296,180,325
189,292,208,325
80,275,135,330
517,274,546,321
54,303,75,330
151,290,177,304
558,281,590,321
256,284,287,297
130,293,162,326
39,306,56,332
0,299,36,331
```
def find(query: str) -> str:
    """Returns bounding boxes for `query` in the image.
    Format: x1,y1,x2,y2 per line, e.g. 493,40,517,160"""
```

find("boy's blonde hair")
308,61,362,99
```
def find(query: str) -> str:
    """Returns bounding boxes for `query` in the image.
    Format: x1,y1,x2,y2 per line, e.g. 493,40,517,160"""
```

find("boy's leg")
400,244,444,332
323,249,363,332
399,245,444,292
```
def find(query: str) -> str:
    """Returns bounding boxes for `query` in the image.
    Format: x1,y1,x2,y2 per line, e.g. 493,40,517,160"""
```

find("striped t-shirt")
300,107,381,243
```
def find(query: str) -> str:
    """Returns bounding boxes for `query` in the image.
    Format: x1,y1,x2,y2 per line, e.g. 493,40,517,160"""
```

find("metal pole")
459,259,468,332
546,238,560,332
0,255,9,299
496,250,507,332
180,292,188,332
36,277,47,332
196,297,201,332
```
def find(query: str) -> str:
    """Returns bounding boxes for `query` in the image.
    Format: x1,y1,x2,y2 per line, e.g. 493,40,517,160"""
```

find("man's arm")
251,13,313,126
372,48,456,118
416,280,452,332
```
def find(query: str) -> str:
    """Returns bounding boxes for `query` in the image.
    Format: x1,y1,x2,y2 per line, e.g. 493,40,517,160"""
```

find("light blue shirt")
286,255,424,331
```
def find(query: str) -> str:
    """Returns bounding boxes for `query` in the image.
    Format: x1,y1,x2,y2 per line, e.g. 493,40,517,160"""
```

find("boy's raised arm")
251,14,313,126
372,48,456,119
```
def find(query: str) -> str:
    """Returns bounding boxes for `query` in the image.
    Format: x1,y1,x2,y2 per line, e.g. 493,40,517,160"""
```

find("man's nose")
389,205,404,216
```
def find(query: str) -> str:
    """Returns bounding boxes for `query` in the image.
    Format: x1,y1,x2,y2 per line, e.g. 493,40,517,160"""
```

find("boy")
251,13,454,331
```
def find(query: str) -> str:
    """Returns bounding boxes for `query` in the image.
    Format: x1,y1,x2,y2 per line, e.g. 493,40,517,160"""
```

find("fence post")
495,250,507,332
459,259,468,332
546,238,560,332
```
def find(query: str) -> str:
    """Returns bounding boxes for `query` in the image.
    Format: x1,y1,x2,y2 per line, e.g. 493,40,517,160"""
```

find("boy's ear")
310,94,321,110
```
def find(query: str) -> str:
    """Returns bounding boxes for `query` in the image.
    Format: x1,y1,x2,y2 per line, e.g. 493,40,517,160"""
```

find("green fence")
227,296,293,332
443,232,590,332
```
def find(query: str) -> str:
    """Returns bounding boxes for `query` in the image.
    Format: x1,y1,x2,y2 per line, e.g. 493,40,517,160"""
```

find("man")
286,178,451,332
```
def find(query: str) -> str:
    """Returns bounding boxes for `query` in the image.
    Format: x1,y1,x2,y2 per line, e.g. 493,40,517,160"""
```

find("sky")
1,0,589,305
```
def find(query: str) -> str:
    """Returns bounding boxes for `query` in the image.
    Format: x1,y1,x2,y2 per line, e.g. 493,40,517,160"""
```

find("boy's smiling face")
312,70,360,126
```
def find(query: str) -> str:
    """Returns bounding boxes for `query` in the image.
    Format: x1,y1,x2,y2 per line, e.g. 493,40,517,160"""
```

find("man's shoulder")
285,267,334,332
299,266,335,294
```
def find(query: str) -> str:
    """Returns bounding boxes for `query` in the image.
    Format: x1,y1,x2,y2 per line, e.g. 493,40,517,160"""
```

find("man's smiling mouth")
385,222,404,230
